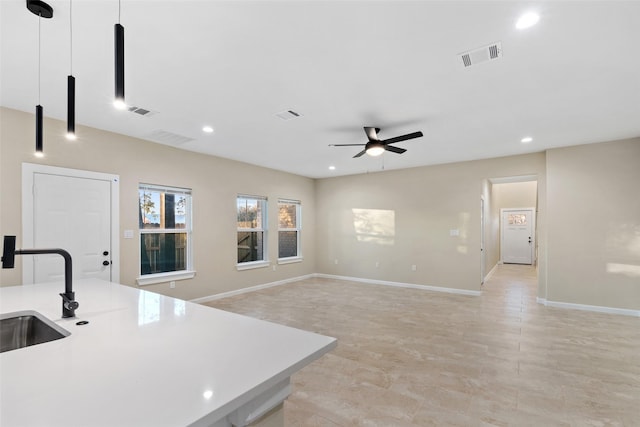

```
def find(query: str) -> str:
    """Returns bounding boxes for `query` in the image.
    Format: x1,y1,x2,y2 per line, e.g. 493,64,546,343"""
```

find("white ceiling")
2,1,639,178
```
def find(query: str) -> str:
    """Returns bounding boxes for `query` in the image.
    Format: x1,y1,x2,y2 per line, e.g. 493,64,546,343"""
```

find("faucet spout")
2,236,78,318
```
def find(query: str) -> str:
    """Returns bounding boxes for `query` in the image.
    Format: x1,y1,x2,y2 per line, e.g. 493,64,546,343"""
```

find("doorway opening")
482,176,538,284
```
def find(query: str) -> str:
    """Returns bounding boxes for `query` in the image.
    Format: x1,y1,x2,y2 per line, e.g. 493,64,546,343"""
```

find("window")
138,184,193,285
237,195,267,268
278,199,302,262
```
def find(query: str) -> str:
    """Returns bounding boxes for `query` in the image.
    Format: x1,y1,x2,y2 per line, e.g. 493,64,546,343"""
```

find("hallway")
205,265,640,426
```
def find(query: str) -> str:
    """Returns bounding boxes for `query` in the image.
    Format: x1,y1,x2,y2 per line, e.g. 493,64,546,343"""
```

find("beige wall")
315,153,546,292
2,107,637,311
0,107,316,300
546,138,640,310
492,181,537,210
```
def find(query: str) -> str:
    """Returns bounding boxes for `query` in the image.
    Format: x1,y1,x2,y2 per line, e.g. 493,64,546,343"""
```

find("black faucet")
2,235,79,318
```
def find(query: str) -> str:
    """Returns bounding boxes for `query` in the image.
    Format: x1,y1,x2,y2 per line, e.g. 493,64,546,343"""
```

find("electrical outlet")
272,265,276,271
375,261,379,268
411,265,417,271
170,281,175,289
334,259,339,265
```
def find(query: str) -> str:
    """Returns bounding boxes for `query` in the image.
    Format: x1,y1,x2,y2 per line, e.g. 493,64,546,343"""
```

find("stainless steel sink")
0,310,70,353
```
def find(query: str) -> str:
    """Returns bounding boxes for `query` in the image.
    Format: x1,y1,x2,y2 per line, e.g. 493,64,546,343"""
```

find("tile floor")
205,265,640,426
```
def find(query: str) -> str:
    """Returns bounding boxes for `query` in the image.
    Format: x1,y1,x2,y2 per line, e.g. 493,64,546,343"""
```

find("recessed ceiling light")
202,126,214,134
521,136,533,143
516,12,540,29
328,166,336,170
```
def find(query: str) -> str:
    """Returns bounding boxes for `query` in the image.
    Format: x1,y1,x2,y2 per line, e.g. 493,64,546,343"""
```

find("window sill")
236,261,270,271
136,270,196,286
277,257,303,265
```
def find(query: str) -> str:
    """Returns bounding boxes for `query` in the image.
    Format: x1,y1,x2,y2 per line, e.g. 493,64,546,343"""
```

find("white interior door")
501,208,534,265
22,164,120,285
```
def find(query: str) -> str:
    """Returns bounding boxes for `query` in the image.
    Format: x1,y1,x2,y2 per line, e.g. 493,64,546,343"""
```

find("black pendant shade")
35,104,44,156
67,75,76,138
114,23,125,108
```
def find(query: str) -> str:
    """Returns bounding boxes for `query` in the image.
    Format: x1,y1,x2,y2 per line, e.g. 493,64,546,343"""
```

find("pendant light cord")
118,0,121,24
38,12,41,104
69,0,73,75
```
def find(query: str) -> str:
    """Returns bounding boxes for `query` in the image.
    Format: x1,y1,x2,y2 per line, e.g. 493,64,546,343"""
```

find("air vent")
459,42,502,67
128,106,157,117
275,110,302,121
146,130,194,145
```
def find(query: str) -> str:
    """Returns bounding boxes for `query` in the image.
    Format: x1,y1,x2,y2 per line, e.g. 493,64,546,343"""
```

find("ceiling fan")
329,127,424,158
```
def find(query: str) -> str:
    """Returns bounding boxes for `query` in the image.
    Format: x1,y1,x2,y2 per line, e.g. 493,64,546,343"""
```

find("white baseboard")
190,274,314,304
483,263,499,283
537,297,639,317
313,273,482,296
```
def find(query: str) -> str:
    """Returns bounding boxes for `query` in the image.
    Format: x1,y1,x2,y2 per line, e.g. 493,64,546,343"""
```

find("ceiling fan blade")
385,145,407,154
381,131,423,145
353,149,367,158
329,144,366,147
363,127,380,141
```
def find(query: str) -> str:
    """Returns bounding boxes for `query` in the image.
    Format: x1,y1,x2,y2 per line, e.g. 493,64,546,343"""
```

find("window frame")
236,194,269,270
137,183,194,285
277,198,303,264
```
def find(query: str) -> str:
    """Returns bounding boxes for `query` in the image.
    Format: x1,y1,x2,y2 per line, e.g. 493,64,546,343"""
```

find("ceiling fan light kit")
365,142,385,157
330,126,424,159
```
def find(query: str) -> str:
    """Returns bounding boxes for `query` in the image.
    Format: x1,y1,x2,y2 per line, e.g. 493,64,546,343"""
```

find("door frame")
480,196,486,284
21,163,120,284
500,207,536,265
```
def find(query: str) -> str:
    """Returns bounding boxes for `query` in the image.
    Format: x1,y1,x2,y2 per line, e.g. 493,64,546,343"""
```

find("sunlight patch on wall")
606,223,640,257
352,208,395,246
606,263,640,278
457,212,470,254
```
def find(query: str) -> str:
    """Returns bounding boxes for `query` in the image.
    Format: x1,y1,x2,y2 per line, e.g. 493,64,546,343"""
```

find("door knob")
103,251,109,256
102,260,110,266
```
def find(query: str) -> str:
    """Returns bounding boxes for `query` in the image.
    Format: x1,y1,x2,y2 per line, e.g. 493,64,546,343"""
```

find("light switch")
449,229,460,236
124,229,134,239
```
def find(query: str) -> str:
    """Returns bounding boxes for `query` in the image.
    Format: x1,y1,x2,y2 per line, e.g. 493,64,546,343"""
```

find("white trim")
136,270,196,286
21,163,120,284
190,274,313,304
483,263,499,283
277,256,303,265
314,274,482,296
537,298,639,317
236,260,270,271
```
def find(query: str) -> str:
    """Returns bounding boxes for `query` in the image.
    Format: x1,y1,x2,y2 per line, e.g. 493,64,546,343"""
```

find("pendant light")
66,0,76,140
27,0,53,157
114,0,126,110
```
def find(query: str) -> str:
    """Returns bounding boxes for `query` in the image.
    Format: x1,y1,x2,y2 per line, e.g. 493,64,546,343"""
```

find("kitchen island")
0,279,336,426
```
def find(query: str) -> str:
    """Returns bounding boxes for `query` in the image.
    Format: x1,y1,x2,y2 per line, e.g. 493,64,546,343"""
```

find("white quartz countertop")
0,279,336,427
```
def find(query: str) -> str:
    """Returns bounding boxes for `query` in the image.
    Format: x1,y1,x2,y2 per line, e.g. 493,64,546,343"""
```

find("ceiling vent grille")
146,130,194,145
275,110,302,121
128,106,158,117
459,42,502,68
